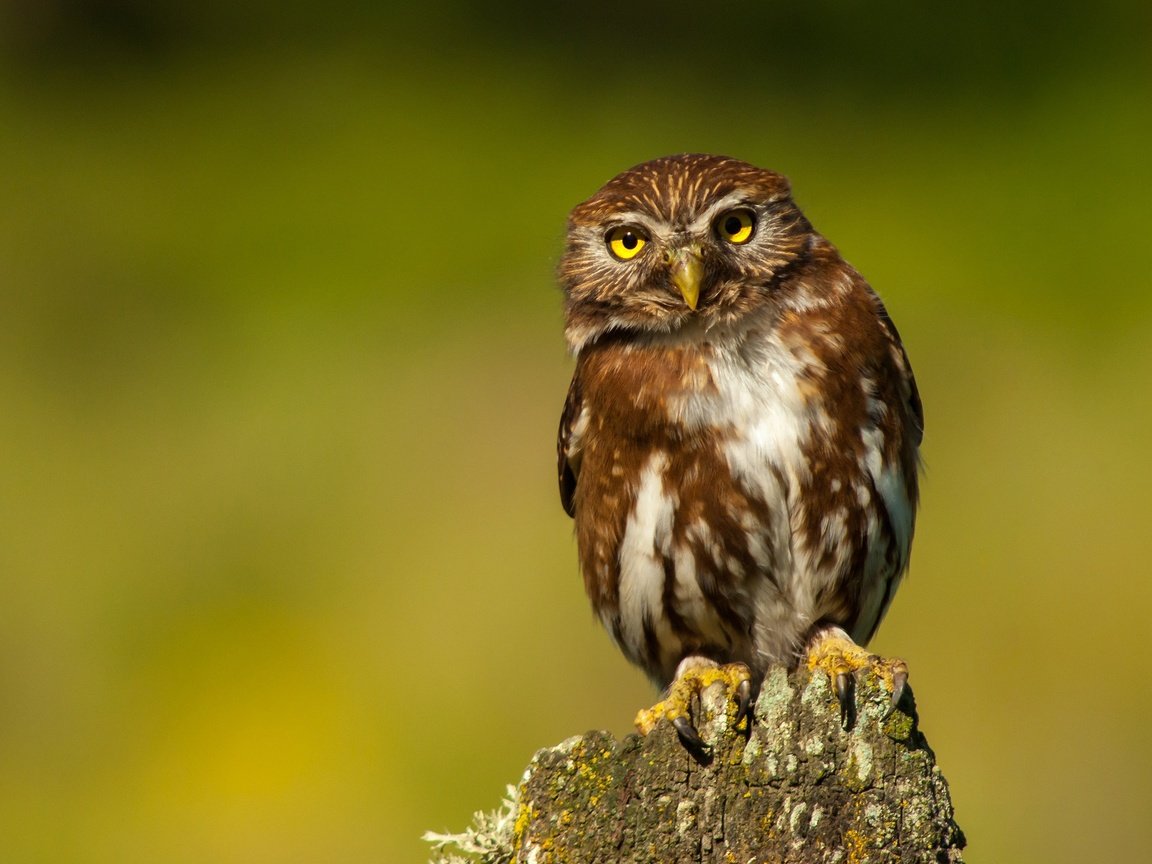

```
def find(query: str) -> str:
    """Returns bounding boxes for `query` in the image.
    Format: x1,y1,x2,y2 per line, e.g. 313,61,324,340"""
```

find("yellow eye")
606,226,648,260
716,209,755,244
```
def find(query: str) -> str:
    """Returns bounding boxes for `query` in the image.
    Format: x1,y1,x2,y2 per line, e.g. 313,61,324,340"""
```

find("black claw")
734,679,753,730
672,715,710,755
885,669,909,719
835,671,856,730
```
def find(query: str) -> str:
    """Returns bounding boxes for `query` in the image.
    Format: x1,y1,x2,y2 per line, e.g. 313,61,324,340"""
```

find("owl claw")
634,659,752,752
806,628,909,727
671,715,710,755
733,677,753,731
885,664,909,719
835,671,856,730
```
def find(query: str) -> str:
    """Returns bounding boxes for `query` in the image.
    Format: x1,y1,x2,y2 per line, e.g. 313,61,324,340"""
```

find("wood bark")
429,664,965,864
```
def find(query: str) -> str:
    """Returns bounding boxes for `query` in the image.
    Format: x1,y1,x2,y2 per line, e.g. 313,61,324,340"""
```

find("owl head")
560,154,815,352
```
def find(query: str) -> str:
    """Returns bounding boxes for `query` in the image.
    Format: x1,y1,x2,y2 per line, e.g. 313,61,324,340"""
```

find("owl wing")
849,294,924,648
557,373,584,518
875,298,924,446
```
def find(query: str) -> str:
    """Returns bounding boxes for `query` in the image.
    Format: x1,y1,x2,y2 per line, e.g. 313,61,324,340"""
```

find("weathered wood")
427,664,965,864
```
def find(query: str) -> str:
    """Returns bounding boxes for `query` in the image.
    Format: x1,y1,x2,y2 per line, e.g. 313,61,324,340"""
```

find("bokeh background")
2,2,1151,862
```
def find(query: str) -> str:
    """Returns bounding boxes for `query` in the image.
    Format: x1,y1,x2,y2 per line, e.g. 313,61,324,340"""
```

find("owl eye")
715,209,756,245
606,226,648,261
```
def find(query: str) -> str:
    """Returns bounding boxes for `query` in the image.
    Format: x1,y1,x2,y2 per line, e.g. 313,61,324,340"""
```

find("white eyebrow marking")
686,192,753,234
601,211,667,237
600,191,757,244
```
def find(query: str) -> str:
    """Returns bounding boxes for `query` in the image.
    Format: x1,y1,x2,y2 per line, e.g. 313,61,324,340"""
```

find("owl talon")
734,678,753,731
672,715,710,754
807,628,909,725
886,664,909,719
634,659,752,750
835,671,856,730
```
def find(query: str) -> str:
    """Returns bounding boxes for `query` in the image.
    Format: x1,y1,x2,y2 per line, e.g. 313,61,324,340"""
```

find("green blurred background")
2,2,1150,861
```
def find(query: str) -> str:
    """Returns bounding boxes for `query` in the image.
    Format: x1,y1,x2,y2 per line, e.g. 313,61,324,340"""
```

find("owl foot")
634,658,752,754
805,627,908,730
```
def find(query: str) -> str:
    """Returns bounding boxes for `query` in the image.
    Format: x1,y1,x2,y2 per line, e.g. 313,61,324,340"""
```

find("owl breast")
571,316,911,688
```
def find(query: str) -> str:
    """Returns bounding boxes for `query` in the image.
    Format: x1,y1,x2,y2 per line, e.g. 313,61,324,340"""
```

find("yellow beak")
668,247,703,310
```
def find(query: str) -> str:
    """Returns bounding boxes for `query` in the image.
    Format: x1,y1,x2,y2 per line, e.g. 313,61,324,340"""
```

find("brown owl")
556,154,923,749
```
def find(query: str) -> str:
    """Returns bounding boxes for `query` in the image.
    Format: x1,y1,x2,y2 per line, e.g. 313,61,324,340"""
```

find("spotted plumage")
557,154,923,733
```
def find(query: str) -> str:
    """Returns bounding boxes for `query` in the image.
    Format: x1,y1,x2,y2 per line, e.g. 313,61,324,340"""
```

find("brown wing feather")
557,374,583,518
874,297,924,446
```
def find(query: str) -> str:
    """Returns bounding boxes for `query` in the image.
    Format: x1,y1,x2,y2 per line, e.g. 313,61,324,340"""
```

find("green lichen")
808,804,823,829
884,708,915,741
757,665,795,728
788,801,808,834
842,738,874,792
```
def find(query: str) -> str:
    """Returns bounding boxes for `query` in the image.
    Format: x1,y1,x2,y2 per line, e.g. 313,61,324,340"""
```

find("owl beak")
667,246,703,310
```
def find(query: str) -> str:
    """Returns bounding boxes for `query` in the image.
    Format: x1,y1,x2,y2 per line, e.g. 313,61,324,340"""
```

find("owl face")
560,154,814,351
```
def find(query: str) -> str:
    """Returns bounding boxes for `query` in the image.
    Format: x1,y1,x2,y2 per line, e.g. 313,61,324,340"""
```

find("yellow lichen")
513,799,534,842
843,827,869,864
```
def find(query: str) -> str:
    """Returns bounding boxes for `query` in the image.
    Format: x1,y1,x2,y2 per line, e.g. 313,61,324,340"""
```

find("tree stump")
426,664,965,864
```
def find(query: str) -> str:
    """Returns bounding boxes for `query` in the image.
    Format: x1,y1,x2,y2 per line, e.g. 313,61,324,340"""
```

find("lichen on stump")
426,665,965,864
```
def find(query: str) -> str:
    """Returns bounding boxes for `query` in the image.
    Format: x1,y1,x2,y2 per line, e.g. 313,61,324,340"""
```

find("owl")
556,155,923,749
